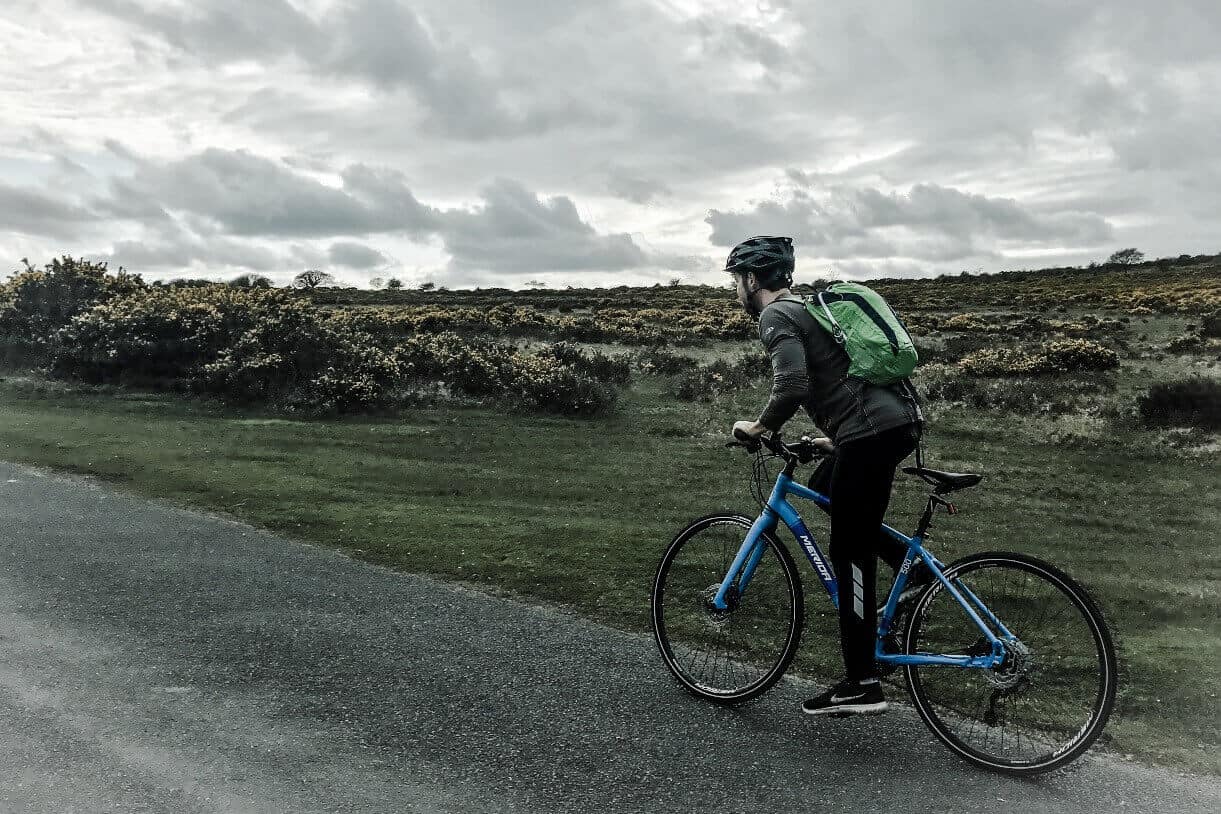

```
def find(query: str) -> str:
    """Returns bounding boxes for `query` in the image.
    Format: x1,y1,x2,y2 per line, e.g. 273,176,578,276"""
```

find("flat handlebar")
725,428,831,464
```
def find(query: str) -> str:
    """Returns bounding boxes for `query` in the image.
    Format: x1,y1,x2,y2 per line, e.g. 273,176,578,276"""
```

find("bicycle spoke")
653,517,801,701
905,555,1115,774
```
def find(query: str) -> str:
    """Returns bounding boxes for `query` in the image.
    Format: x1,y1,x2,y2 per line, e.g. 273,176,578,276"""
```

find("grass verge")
0,375,1216,773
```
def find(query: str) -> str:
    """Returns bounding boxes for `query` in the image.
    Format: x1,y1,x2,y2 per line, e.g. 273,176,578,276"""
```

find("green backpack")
802,282,918,385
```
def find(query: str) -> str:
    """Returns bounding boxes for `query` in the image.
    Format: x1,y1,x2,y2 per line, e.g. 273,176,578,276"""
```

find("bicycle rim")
651,514,803,704
904,553,1117,775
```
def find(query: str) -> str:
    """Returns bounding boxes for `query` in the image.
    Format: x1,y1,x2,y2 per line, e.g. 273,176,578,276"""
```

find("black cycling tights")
808,424,920,681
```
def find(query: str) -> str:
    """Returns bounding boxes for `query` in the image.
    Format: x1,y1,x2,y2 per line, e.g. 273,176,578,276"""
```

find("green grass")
0,373,1216,774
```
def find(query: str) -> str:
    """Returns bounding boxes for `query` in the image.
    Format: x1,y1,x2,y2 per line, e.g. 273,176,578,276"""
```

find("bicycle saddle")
902,466,983,493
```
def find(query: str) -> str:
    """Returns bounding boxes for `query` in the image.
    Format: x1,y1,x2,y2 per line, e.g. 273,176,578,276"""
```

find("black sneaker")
802,677,888,716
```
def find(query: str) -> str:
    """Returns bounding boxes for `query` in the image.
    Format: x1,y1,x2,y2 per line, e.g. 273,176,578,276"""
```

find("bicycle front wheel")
904,552,1118,775
651,513,804,705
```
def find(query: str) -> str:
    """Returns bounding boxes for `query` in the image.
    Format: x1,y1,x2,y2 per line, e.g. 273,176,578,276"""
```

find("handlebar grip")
731,427,762,451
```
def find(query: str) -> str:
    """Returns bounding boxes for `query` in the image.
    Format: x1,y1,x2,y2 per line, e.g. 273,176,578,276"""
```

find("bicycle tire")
903,551,1118,775
651,513,804,705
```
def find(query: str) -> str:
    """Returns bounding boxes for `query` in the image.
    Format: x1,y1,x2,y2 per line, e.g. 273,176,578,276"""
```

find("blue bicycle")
650,432,1117,775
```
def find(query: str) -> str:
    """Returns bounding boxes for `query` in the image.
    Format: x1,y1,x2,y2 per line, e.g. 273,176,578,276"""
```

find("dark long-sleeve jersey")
756,294,924,444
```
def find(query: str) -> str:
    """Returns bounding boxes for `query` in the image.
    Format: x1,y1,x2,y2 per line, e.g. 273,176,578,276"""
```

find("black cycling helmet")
725,235,795,290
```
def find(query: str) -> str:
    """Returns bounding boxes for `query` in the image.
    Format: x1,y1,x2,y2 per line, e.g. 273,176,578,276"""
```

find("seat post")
915,495,936,539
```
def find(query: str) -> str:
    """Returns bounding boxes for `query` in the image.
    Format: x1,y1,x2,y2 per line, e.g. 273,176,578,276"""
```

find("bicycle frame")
711,470,1011,669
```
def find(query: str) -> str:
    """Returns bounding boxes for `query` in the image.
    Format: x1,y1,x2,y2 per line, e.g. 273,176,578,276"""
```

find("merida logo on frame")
798,535,834,583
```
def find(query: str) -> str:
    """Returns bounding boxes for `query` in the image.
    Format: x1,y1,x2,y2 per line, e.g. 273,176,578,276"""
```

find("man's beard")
740,292,761,318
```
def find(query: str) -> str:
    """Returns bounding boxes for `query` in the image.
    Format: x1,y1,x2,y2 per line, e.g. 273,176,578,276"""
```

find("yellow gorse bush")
325,300,754,346
44,283,621,415
957,339,1119,377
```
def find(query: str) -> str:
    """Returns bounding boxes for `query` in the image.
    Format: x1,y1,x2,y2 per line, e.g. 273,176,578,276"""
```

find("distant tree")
293,269,334,289
668,278,681,286
386,278,404,290
1106,248,1144,265
369,277,386,290
418,281,436,291
229,273,272,289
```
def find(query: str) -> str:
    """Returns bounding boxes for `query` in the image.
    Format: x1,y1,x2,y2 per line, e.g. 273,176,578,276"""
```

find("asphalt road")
0,461,1217,813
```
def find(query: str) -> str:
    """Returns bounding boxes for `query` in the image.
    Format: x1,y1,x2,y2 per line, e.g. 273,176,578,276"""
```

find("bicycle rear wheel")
904,552,1117,775
651,513,803,704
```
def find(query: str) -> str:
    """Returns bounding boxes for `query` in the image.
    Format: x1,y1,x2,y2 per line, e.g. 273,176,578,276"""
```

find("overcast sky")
2,0,1218,288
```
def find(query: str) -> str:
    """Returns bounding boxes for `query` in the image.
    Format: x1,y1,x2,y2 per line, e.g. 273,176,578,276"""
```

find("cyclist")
726,235,927,716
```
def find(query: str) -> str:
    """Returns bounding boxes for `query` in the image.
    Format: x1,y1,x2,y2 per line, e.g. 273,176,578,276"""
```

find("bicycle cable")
749,447,779,509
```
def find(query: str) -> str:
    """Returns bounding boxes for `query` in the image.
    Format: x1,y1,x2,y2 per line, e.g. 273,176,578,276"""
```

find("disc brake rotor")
699,583,737,632
983,638,1034,691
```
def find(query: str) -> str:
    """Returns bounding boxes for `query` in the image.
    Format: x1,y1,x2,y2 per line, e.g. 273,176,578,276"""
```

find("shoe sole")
803,701,889,717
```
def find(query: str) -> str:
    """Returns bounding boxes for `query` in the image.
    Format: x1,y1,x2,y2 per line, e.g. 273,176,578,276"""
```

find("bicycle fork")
711,511,776,611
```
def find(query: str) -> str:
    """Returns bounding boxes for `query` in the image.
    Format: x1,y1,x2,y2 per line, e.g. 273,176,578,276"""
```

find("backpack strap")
815,291,846,344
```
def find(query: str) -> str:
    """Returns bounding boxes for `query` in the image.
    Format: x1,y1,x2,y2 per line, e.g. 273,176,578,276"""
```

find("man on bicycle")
726,235,926,716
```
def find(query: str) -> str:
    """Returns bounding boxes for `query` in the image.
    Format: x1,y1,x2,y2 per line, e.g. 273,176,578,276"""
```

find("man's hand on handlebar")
726,421,836,462
810,436,836,455
731,419,768,443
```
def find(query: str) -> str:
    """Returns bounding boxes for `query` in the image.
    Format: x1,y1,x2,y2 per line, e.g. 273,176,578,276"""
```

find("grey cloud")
339,165,442,236
707,182,1113,263
604,166,671,205
85,0,319,63
106,149,439,238
282,153,337,173
328,241,387,269
438,178,649,273
0,182,99,240
99,221,285,272
848,184,1113,243
92,148,659,275
784,168,824,188
691,16,794,71
87,0,568,139
706,195,829,246
11,0,1220,282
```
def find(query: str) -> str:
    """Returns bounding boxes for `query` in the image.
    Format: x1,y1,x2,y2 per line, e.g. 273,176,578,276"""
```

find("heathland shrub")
631,345,693,375
504,353,618,417
1137,378,1221,430
1166,334,1203,353
957,339,1119,377
49,282,624,417
398,332,515,397
396,332,619,415
0,256,144,365
538,341,631,385
1201,312,1221,338
920,363,1113,414
674,351,769,401
54,287,315,384
195,328,405,413
326,299,755,347
54,287,406,412
1038,338,1121,372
